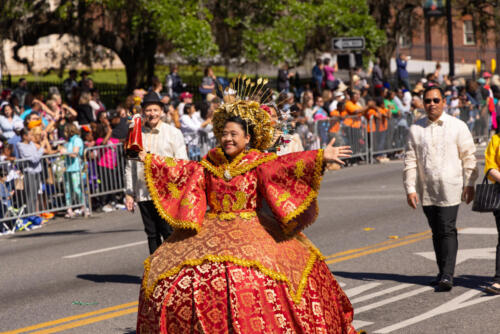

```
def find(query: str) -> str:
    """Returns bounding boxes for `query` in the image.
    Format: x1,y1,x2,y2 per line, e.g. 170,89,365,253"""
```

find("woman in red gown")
135,96,356,333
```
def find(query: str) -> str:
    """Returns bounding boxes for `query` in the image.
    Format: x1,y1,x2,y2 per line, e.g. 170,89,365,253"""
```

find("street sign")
332,37,365,51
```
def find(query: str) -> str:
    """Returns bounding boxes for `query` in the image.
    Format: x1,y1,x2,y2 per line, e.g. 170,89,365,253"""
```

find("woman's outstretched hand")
323,138,352,165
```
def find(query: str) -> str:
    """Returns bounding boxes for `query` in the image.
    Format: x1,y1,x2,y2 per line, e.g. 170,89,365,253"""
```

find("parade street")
1,160,499,334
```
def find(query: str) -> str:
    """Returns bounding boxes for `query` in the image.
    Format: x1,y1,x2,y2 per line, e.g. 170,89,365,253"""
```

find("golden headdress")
212,76,275,151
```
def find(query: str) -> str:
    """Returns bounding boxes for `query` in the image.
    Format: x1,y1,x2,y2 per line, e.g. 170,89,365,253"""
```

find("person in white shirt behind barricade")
180,103,212,161
403,85,478,292
124,92,187,255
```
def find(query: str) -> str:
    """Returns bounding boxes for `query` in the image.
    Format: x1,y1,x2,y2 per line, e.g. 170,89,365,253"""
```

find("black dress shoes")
429,274,442,286
436,275,453,292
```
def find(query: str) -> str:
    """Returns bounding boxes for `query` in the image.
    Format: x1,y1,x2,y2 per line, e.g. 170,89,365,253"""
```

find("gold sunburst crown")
213,76,275,151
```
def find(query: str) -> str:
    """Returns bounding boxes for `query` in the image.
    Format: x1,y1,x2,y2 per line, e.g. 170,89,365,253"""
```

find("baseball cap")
180,92,193,100
483,71,492,78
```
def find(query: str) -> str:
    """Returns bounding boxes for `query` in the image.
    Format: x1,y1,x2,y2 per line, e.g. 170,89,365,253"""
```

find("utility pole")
446,0,455,77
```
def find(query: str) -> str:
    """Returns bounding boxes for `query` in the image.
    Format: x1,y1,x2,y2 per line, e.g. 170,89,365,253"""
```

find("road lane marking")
63,241,147,258
352,320,374,329
345,282,382,298
319,195,402,200
326,235,432,265
0,302,138,334
415,247,496,265
373,289,500,333
355,286,433,314
325,230,432,260
459,227,498,235
29,307,137,334
350,284,414,304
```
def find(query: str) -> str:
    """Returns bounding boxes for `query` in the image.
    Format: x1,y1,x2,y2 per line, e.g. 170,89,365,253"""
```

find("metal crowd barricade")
0,152,86,230
84,142,126,214
313,116,369,161
368,112,413,163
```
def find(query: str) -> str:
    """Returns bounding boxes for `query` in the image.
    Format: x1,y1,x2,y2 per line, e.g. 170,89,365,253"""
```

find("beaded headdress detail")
212,76,275,151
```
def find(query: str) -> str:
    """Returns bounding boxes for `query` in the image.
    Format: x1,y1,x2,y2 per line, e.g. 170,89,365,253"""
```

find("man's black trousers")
138,200,173,254
423,205,459,278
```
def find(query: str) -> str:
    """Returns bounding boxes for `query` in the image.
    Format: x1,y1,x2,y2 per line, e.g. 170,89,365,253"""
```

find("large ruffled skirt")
136,215,356,334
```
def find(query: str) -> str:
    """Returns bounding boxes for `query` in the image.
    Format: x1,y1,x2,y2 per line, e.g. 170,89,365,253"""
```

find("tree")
204,0,385,67
367,0,422,78
0,0,217,91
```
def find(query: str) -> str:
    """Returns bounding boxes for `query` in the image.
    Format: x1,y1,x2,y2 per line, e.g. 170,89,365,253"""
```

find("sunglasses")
424,98,441,104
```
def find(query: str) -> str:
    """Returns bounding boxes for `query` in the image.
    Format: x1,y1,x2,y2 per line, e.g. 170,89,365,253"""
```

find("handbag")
472,169,500,212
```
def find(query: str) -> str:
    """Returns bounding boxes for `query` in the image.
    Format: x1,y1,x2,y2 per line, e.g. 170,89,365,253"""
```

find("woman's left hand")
323,138,352,165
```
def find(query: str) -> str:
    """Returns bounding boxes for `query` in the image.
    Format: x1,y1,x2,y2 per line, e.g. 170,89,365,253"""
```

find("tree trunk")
377,41,397,81
121,33,158,93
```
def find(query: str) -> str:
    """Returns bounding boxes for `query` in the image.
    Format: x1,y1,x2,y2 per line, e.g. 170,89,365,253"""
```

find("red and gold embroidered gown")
137,148,356,334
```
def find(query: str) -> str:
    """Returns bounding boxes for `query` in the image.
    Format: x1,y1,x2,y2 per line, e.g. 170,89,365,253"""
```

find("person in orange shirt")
374,96,390,162
343,89,372,154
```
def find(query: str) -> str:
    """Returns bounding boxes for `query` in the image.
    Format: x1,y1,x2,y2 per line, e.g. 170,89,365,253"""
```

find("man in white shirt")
403,85,478,291
124,92,187,254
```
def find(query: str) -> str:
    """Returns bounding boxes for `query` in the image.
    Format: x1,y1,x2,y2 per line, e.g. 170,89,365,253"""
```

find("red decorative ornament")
125,114,143,159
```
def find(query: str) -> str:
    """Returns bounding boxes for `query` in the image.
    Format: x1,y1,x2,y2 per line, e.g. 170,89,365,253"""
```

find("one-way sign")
332,37,365,51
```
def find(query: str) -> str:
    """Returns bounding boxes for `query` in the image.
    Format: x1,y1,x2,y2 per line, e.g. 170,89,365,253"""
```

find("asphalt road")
1,160,499,334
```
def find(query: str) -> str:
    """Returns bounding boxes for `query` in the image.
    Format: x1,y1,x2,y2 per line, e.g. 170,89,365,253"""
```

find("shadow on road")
122,328,136,334
8,228,140,238
332,271,493,289
77,274,142,284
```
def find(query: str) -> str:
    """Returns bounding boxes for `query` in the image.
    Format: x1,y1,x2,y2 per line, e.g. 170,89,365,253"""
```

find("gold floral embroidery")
201,149,277,180
164,157,176,167
232,191,247,211
144,154,201,232
222,194,231,212
276,192,291,207
206,211,257,220
181,198,193,209
282,149,324,224
294,159,305,179
168,182,180,199
142,246,324,305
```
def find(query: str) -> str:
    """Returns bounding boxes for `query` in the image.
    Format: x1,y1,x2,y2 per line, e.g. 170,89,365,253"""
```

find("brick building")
397,6,497,73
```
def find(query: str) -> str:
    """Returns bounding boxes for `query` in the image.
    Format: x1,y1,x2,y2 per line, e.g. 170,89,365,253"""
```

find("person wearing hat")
125,92,187,254
177,91,193,115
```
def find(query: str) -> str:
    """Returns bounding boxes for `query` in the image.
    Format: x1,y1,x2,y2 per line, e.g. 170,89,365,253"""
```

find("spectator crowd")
0,58,496,233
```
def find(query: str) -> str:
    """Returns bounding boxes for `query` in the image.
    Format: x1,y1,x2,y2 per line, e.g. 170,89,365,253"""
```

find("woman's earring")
245,143,250,152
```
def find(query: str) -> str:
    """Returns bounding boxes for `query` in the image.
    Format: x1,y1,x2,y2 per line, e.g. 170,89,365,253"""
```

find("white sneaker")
102,204,113,213
115,204,126,210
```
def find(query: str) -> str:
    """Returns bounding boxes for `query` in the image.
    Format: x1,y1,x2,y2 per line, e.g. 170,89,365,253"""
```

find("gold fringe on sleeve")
144,154,201,232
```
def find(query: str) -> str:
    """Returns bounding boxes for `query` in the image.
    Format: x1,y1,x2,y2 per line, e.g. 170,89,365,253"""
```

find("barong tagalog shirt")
403,112,478,207
125,121,187,202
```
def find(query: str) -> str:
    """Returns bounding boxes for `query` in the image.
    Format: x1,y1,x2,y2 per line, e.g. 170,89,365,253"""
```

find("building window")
463,21,475,45
399,35,412,48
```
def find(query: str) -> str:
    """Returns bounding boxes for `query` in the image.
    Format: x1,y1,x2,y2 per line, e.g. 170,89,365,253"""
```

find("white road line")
355,286,433,314
458,227,498,235
345,282,382,298
373,289,500,333
63,240,147,258
352,320,374,329
350,283,414,304
319,195,402,200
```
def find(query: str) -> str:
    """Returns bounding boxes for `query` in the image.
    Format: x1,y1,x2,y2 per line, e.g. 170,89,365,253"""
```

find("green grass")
7,65,235,85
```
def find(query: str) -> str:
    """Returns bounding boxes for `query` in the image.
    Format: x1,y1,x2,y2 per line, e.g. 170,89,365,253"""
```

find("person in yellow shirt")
483,134,500,294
